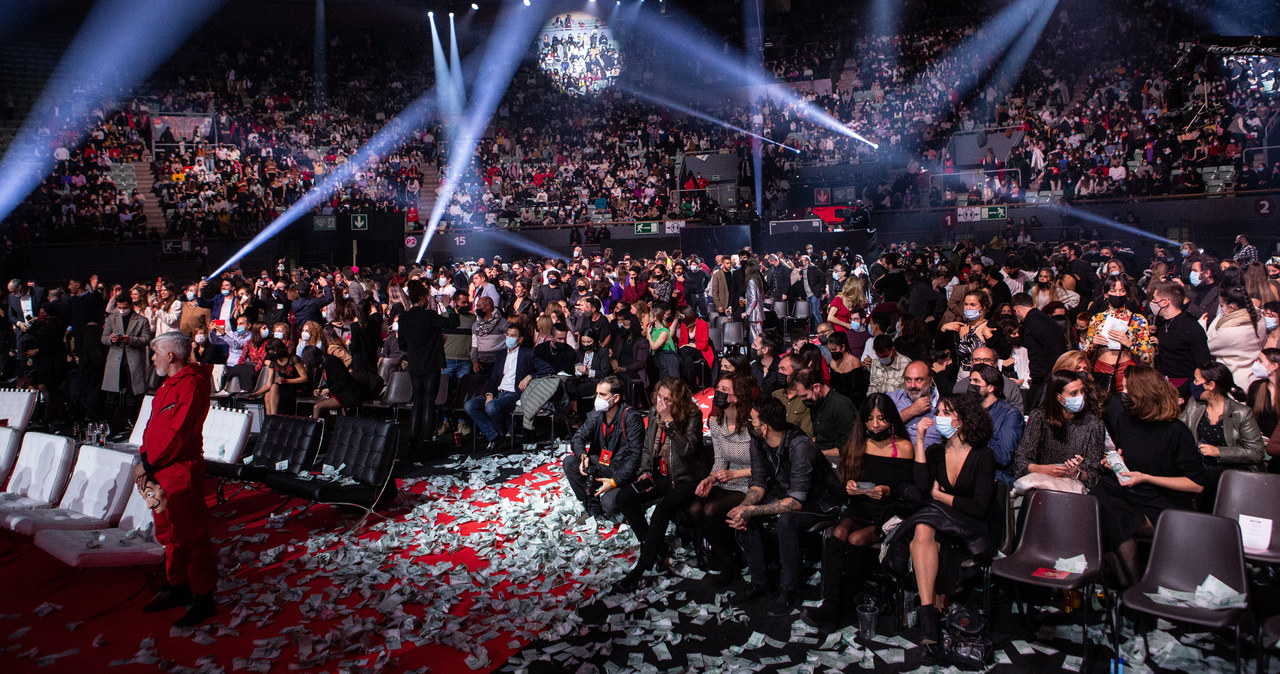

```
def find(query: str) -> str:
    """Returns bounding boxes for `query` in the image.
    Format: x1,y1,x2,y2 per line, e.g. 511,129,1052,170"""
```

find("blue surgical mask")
221,289,231,296
235,326,246,335
963,309,982,321
878,356,893,366
1266,316,1278,331
505,336,519,350
935,415,957,439
1181,249,1190,258
850,321,862,331
1063,394,1085,413
186,291,196,301
1189,271,1202,287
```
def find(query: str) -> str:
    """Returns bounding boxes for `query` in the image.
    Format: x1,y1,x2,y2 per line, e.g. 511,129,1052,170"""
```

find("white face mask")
273,330,285,339
300,332,311,342
194,334,206,344
594,396,613,413
1252,361,1272,380
260,328,270,338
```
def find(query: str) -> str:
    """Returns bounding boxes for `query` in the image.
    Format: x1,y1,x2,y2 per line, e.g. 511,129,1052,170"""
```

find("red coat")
141,363,212,547
674,319,714,367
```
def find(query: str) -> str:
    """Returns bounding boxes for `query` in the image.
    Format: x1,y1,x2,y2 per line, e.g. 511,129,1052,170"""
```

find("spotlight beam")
622,86,799,153
624,9,878,150
0,0,225,223
210,95,439,276
428,13,462,136
1041,202,1180,247
983,0,1058,108
416,0,547,263
449,12,466,107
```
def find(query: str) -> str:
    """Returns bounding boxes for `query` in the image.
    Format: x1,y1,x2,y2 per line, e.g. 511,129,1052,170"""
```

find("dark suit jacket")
486,345,553,396
398,306,460,375
9,289,44,326
1021,307,1067,382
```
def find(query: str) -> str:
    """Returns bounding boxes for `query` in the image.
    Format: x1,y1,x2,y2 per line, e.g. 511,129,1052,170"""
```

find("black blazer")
486,345,553,396
398,305,461,375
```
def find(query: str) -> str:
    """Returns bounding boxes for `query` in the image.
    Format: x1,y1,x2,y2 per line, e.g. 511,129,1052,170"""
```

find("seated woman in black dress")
825,331,868,410
250,338,309,416
1097,364,1205,586
885,392,995,646
805,393,915,627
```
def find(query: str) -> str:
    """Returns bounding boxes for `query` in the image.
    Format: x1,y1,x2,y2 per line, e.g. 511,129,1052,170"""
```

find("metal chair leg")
1081,583,1091,664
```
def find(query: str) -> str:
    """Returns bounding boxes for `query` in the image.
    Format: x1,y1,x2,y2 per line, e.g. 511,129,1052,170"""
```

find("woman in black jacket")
569,329,612,416
616,377,711,590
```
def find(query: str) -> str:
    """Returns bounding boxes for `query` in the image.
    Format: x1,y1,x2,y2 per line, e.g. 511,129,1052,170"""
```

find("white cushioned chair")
105,395,153,452
0,433,76,510
0,388,38,431
3,445,137,535
34,487,164,567
203,406,251,465
0,426,21,489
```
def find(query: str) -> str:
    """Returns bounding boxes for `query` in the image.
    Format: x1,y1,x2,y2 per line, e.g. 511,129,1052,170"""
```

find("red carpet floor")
0,448,625,674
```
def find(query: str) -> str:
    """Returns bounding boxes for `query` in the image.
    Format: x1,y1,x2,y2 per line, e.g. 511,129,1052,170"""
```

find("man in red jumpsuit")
132,331,217,627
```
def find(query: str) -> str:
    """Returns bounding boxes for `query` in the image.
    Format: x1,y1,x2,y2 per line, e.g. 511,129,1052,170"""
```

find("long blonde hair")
838,276,867,309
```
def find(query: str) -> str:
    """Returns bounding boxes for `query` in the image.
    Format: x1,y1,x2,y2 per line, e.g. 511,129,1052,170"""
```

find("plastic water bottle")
1105,449,1131,484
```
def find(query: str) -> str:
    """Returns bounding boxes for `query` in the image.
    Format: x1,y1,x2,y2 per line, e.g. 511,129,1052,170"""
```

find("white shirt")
499,348,519,393
218,297,233,323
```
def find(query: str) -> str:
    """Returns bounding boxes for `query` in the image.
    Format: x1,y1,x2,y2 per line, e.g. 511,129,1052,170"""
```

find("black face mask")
1037,280,1051,288
802,395,822,409
1107,295,1127,309
818,334,829,345
865,426,892,442
712,391,729,408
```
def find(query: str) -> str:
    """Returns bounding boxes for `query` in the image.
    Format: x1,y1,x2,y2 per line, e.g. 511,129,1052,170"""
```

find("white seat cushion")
0,388,37,431
3,445,136,534
127,396,154,447
0,427,20,488
0,494,54,510
3,433,76,507
34,489,163,567
202,407,251,464
6,508,110,535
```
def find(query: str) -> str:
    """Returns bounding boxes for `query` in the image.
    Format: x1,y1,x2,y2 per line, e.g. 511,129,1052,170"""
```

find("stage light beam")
416,0,548,263
621,86,800,153
0,0,225,224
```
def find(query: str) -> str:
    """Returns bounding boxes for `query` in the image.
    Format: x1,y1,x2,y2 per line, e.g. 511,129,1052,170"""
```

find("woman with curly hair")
616,377,712,590
885,392,995,647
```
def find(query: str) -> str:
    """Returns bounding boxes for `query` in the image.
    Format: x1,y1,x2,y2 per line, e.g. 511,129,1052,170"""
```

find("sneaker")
173,594,216,628
142,584,192,613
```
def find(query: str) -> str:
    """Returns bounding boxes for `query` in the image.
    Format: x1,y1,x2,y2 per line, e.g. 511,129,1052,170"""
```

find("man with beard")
888,361,940,447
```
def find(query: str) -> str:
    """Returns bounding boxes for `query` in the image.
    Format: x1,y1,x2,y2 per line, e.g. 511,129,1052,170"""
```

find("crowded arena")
1,0,1280,671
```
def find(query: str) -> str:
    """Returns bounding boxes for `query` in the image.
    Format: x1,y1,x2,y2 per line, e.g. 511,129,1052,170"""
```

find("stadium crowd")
2,0,1277,248
5,225,1280,639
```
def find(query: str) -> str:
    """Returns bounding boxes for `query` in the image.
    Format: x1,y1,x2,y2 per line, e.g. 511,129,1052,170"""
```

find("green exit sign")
981,206,1007,220
634,222,658,235
351,214,368,231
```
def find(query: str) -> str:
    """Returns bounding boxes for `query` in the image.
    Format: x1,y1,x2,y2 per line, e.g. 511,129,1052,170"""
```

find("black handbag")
942,603,992,670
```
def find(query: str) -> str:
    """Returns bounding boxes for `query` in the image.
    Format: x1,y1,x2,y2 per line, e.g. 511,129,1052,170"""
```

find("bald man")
889,361,941,447
133,332,217,627
951,346,1025,412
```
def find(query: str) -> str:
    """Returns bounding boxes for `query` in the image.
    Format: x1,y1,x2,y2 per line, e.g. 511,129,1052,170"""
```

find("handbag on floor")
942,602,992,669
